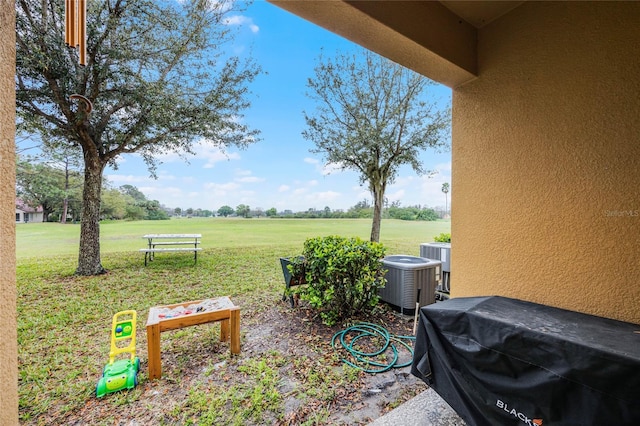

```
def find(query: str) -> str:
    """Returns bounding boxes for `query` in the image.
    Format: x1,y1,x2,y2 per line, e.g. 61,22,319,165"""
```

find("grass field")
16,218,449,425
16,217,450,259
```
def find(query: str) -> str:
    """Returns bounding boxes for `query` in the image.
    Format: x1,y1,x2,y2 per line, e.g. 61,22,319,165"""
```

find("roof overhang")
268,1,524,88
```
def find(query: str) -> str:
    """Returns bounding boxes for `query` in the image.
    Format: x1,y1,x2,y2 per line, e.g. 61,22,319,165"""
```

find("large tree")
57,149,83,223
118,184,147,204
101,187,131,220
235,204,250,218
217,205,234,217
16,0,260,275
16,138,84,223
16,157,67,222
304,50,450,242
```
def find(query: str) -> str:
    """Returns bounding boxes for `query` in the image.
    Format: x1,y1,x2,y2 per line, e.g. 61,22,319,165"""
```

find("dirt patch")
61,300,427,426
243,303,428,425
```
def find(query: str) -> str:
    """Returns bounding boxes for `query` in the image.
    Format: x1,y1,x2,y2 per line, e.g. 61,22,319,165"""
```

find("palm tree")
442,182,450,218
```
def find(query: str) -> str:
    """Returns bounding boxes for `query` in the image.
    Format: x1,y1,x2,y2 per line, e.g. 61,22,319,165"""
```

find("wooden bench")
141,234,202,265
146,296,240,380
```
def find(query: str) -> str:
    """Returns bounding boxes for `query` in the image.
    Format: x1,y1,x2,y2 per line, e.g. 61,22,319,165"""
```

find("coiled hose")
331,322,416,374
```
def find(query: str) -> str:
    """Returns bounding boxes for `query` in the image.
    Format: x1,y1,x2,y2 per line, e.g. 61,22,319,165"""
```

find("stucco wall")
0,2,18,424
453,2,640,324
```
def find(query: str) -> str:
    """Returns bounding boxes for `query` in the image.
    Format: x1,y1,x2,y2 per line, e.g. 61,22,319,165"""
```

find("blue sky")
105,1,453,213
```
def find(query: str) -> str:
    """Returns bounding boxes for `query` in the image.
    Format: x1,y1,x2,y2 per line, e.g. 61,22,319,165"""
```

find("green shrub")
293,235,387,326
416,208,439,221
433,232,451,243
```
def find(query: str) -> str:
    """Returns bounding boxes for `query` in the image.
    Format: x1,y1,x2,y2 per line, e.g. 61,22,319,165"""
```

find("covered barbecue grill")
411,296,640,425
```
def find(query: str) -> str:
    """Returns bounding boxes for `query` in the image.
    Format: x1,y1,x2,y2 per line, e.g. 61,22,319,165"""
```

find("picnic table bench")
140,234,202,265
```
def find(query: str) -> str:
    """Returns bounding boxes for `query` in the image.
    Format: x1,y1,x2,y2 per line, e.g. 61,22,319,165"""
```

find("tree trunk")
61,198,68,224
76,154,106,275
61,161,69,224
42,206,51,222
370,185,386,243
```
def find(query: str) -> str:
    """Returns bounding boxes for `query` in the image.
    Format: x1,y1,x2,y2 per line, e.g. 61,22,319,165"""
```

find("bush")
292,235,387,326
433,232,451,243
416,208,439,221
387,205,439,221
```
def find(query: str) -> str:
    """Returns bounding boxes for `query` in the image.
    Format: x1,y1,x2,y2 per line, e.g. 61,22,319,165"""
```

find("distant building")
15,199,44,223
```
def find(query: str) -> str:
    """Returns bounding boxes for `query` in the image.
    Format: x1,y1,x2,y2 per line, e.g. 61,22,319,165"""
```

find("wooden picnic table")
140,234,202,265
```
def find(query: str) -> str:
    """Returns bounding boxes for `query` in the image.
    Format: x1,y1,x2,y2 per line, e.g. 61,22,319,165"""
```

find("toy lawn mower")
96,310,140,397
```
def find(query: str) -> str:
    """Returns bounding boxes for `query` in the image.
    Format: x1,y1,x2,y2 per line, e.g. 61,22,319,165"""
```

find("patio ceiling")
439,1,525,28
269,1,524,88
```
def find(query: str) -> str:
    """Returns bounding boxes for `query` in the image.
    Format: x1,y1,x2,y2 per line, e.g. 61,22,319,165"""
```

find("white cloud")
390,176,416,188
304,157,346,176
434,162,452,174
181,176,198,184
157,172,176,181
278,185,290,192
355,188,371,201
374,160,452,208
309,191,341,202
321,162,344,176
140,186,183,198
203,182,241,196
132,184,197,208
386,189,406,203
236,176,265,183
138,138,241,169
198,143,241,169
231,169,264,183
224,15,259,33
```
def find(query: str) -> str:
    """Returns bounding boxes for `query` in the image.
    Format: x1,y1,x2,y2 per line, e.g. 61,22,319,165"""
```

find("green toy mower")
96,310,140,398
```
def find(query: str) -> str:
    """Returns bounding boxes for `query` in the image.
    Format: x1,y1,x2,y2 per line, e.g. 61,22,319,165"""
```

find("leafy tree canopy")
217,205,234,217
16,0,261,274
304,49,450,241
119,185,147,203
16,155,84,222
236,204,250,218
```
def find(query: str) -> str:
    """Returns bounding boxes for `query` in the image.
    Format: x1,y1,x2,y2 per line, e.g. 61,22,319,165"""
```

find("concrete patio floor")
368,388,466,426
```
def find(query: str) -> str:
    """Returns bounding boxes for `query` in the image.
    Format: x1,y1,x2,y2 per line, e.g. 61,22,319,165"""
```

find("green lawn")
16,218,449,425
16,217,450,259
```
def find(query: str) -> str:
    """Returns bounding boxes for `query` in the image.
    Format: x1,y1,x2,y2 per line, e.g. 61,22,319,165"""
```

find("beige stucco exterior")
453,1,640,323
272,0,640,324
0,2,18,424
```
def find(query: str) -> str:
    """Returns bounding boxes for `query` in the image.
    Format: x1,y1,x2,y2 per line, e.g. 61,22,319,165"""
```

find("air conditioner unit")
419,242,450,272
420,242,451,298
379,255,441,315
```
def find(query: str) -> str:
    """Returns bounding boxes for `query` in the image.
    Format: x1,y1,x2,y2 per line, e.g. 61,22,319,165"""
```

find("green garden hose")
331,322,416,374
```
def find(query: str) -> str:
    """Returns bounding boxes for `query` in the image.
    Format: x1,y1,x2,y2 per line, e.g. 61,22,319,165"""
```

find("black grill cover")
411,296,640,426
